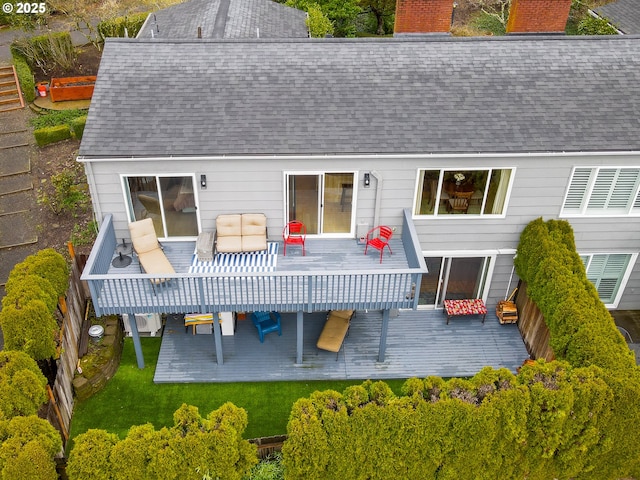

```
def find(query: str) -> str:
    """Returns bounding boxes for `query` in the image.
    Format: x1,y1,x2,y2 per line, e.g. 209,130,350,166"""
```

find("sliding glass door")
419,255,493,308
286,172,355,236
124,175,199,239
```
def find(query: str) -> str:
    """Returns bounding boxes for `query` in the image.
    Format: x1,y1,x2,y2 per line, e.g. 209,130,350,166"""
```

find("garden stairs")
0,66,24,112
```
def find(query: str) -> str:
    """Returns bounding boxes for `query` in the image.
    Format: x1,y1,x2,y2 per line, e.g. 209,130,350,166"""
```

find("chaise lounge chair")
128,218,176,285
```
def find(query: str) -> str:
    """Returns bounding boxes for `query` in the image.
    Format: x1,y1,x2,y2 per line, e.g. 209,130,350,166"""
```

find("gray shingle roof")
593,0,640,34
137,0,308,39
79,36,640,158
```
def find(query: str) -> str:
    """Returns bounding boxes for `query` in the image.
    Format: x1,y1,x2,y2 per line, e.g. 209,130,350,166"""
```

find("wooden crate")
496,300,518,324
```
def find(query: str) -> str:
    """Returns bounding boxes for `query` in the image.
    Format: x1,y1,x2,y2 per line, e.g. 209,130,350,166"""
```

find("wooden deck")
153,309,529,383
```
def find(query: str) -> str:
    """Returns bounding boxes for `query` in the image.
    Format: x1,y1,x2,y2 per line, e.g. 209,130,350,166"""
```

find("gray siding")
82,151,640,309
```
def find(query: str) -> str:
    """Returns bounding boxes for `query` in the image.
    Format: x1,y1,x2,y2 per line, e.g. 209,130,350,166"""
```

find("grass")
69,338,408,449
30,109,86,130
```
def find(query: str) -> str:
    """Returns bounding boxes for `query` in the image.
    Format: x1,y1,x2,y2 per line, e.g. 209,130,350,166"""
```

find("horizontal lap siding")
84,153,640,308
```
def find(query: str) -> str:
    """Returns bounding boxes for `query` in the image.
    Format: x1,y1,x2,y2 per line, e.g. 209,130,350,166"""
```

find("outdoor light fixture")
200,174,207,189
364,173,370,187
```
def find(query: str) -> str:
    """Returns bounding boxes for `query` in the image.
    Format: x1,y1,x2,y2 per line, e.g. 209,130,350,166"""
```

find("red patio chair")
364,226,393,263
283,221,306,256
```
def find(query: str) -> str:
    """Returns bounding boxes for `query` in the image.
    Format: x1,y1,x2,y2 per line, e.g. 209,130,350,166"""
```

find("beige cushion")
216,236,243,253
137,247,176,281
331,310,354,320
216,215,242,236
242,235,267,252
129,218,160,254
241,213,266,236
316,312,351,353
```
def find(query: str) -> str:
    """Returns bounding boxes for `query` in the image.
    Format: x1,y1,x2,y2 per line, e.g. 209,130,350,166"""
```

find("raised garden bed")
49,76,96,102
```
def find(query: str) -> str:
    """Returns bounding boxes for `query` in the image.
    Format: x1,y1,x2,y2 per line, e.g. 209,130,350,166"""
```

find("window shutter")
585,254,630,304
563,168,592,212
609,168,640,211
587,168,616,210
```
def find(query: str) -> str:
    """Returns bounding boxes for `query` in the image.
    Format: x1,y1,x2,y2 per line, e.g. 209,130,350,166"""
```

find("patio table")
444,299,487,325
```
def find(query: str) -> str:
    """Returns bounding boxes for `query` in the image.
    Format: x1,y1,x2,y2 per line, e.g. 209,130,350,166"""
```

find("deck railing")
82,210,427,316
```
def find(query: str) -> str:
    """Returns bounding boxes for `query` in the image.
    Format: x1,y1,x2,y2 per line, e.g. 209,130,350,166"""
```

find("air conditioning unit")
122,313,162,336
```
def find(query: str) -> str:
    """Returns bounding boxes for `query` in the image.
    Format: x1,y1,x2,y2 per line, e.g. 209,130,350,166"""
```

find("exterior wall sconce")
364,173,370,187
200,174,207,189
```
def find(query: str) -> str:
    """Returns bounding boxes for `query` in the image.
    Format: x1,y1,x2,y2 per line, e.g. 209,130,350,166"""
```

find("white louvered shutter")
563,168,592,213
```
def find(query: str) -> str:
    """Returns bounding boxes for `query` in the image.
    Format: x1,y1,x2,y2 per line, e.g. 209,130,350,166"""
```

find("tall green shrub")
0,301,58,361
283,366,613,480
7,248,69,297
3,274,58,313
0,415,62,480
0,351,48,420
68,403,258,480
514,218,640,478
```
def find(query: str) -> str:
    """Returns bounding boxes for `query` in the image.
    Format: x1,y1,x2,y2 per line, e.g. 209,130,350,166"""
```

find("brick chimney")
394,0,454,35
506,0,572,34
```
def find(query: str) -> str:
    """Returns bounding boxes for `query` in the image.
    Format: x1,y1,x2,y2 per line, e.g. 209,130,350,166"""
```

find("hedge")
282,364,613,480
34,125,72,147
0,415,62,480
67,403,258,480
11,53,35,103
70,115,87,140
283,218,640,479
97,12,149,40
7,248,68,297
0,351,48,420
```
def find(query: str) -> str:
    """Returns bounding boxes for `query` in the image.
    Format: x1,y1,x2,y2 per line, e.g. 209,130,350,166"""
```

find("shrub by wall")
514,218,640,478
0,351,48,419
67,403,258,480
7,248,68,298
34,124,72,147
0,415,62,480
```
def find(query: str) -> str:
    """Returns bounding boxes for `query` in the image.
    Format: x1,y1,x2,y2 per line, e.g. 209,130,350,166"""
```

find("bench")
444,299,487,325
215,213,267,254
316,310,355,359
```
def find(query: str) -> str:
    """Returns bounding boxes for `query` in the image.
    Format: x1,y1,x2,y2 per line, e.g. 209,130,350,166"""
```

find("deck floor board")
153,309,529,383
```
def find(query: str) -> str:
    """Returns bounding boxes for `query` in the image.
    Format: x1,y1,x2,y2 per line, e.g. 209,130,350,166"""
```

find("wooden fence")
515,281,555,361
46,251,88,446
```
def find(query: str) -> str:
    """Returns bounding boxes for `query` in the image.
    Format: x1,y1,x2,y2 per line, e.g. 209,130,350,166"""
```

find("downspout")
370,170,383,227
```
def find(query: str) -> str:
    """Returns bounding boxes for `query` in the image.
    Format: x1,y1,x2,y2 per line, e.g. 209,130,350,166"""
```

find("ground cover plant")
69,337,407,446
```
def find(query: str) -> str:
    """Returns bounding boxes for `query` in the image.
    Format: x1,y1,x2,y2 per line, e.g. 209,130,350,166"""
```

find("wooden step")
0,66,24,112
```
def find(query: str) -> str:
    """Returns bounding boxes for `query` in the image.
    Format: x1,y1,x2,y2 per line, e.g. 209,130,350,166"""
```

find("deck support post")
128,311,145,369
295,310,304,365
378,309,390,363
212,311,224,365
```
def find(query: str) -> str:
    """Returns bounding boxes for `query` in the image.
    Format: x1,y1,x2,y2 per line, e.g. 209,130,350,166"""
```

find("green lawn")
69,338,407,447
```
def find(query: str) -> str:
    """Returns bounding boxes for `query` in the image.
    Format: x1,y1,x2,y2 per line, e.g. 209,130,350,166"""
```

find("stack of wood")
497,288,518,324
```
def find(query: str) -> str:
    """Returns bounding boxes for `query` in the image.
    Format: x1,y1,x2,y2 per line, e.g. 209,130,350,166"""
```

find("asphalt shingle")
593,0,640,34
79,35,640,158
137,0,308,39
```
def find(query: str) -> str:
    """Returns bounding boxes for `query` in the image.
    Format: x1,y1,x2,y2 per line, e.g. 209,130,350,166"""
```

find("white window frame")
121,173,201,241
580,252,638,308
283,170,358,238
417,250,497,309
561,166,640,217
413,167,515,219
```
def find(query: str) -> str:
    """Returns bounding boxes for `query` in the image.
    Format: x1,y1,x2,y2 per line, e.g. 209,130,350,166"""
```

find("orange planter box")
49,76,96,102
